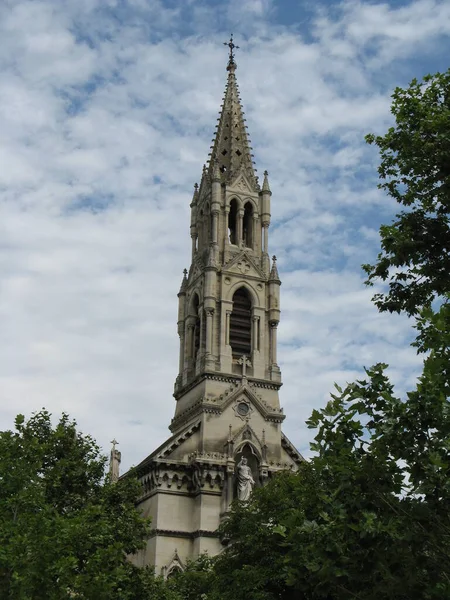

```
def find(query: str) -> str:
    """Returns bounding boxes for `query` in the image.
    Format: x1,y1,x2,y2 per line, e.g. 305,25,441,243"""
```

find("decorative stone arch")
187,292,202,364
188,290,202,315
234,438,262,463
243,201,253,249
241,196,258,213
234,441,261,498
227,280,260,308
228,197,239,245
162,550,184,580
227,195,243,210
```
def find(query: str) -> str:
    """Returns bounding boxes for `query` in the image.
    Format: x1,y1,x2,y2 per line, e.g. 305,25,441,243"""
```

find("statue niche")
234,443,259,501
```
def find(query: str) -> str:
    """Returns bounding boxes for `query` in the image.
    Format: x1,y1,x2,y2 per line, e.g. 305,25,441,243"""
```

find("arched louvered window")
228,199,237,245
230,287,252,356
243,202,253,248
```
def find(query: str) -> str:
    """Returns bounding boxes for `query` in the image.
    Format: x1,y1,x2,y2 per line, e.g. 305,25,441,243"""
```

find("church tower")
133,38,303,577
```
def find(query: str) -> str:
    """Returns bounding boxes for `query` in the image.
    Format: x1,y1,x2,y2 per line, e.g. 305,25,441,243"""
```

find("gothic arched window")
228,199,237,245
243,202,253,248
230,287,252,356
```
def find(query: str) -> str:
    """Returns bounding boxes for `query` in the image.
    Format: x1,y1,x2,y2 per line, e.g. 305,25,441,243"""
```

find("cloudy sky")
1,0,449,471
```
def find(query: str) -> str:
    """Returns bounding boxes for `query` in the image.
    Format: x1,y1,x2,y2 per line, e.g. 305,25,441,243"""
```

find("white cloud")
0,0,448,470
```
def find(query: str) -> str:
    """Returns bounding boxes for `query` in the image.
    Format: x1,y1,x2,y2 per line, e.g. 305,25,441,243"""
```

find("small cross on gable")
238,355,251,377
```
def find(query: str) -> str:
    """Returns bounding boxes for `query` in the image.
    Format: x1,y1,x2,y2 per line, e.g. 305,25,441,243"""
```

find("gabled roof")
135,420,201,473
222,248,266,280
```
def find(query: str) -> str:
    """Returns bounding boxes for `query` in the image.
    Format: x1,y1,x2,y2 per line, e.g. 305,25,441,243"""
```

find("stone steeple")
206,46,257,187
131,40,303,576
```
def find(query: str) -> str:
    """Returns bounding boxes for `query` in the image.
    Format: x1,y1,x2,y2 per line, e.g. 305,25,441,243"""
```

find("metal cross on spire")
224,33,239,68
110,438,119,452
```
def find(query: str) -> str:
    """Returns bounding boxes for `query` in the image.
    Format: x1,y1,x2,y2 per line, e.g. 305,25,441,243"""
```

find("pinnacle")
178,269,188,294
262,170,271,193
190,182,199,206
270,255,280,282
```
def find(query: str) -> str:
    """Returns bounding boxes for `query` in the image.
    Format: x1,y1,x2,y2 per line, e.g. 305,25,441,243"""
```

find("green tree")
197,69,450,600
167,554,215,600
364,69,450,316
0,410,176,600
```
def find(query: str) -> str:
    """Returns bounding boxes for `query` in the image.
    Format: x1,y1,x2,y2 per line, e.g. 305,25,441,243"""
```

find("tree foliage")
0,410,175,600
364,69,450,315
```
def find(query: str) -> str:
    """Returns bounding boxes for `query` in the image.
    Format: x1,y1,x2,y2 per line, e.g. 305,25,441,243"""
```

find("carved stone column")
224,207,230,263
225,310,231,345
252,315,259,352
270,321,278,365
178,330,185,374
262,223,269,253
237,208,244,246
205,309,214,355
212,211,219,245
252,213,259,252
184,321,195,376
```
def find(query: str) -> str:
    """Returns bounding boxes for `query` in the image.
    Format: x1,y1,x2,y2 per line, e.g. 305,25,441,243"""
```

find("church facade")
132,41,303,577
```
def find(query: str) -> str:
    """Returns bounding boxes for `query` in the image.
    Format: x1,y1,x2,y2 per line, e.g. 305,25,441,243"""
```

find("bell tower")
133,38,303,576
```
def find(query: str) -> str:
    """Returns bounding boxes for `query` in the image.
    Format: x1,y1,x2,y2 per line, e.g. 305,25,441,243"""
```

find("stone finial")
109,439,121,483
262,170,271,193
262,429,268,462
179,269,188,294
191,182,199,205
270,255,280,281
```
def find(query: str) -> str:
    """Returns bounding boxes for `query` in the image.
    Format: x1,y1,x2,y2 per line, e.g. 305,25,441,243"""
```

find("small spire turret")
262,170,271,193
270,255,280,282
178,269,188,295
191,183,199,206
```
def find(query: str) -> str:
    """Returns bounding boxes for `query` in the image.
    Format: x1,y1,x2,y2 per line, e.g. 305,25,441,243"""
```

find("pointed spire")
262,170,271,193
207,37,257,186
178,268,188,295
270,255,280,281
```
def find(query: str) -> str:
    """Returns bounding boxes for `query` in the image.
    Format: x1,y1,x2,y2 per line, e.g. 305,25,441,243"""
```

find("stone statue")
109,439,121,483
236,457,255,501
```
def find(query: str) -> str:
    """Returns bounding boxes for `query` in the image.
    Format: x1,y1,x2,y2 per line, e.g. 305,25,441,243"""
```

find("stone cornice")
173,372,281,403
173,372,239,401
149,528,219,540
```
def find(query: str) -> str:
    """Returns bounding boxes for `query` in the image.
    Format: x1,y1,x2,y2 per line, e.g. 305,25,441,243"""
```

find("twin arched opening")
228,199,254,248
